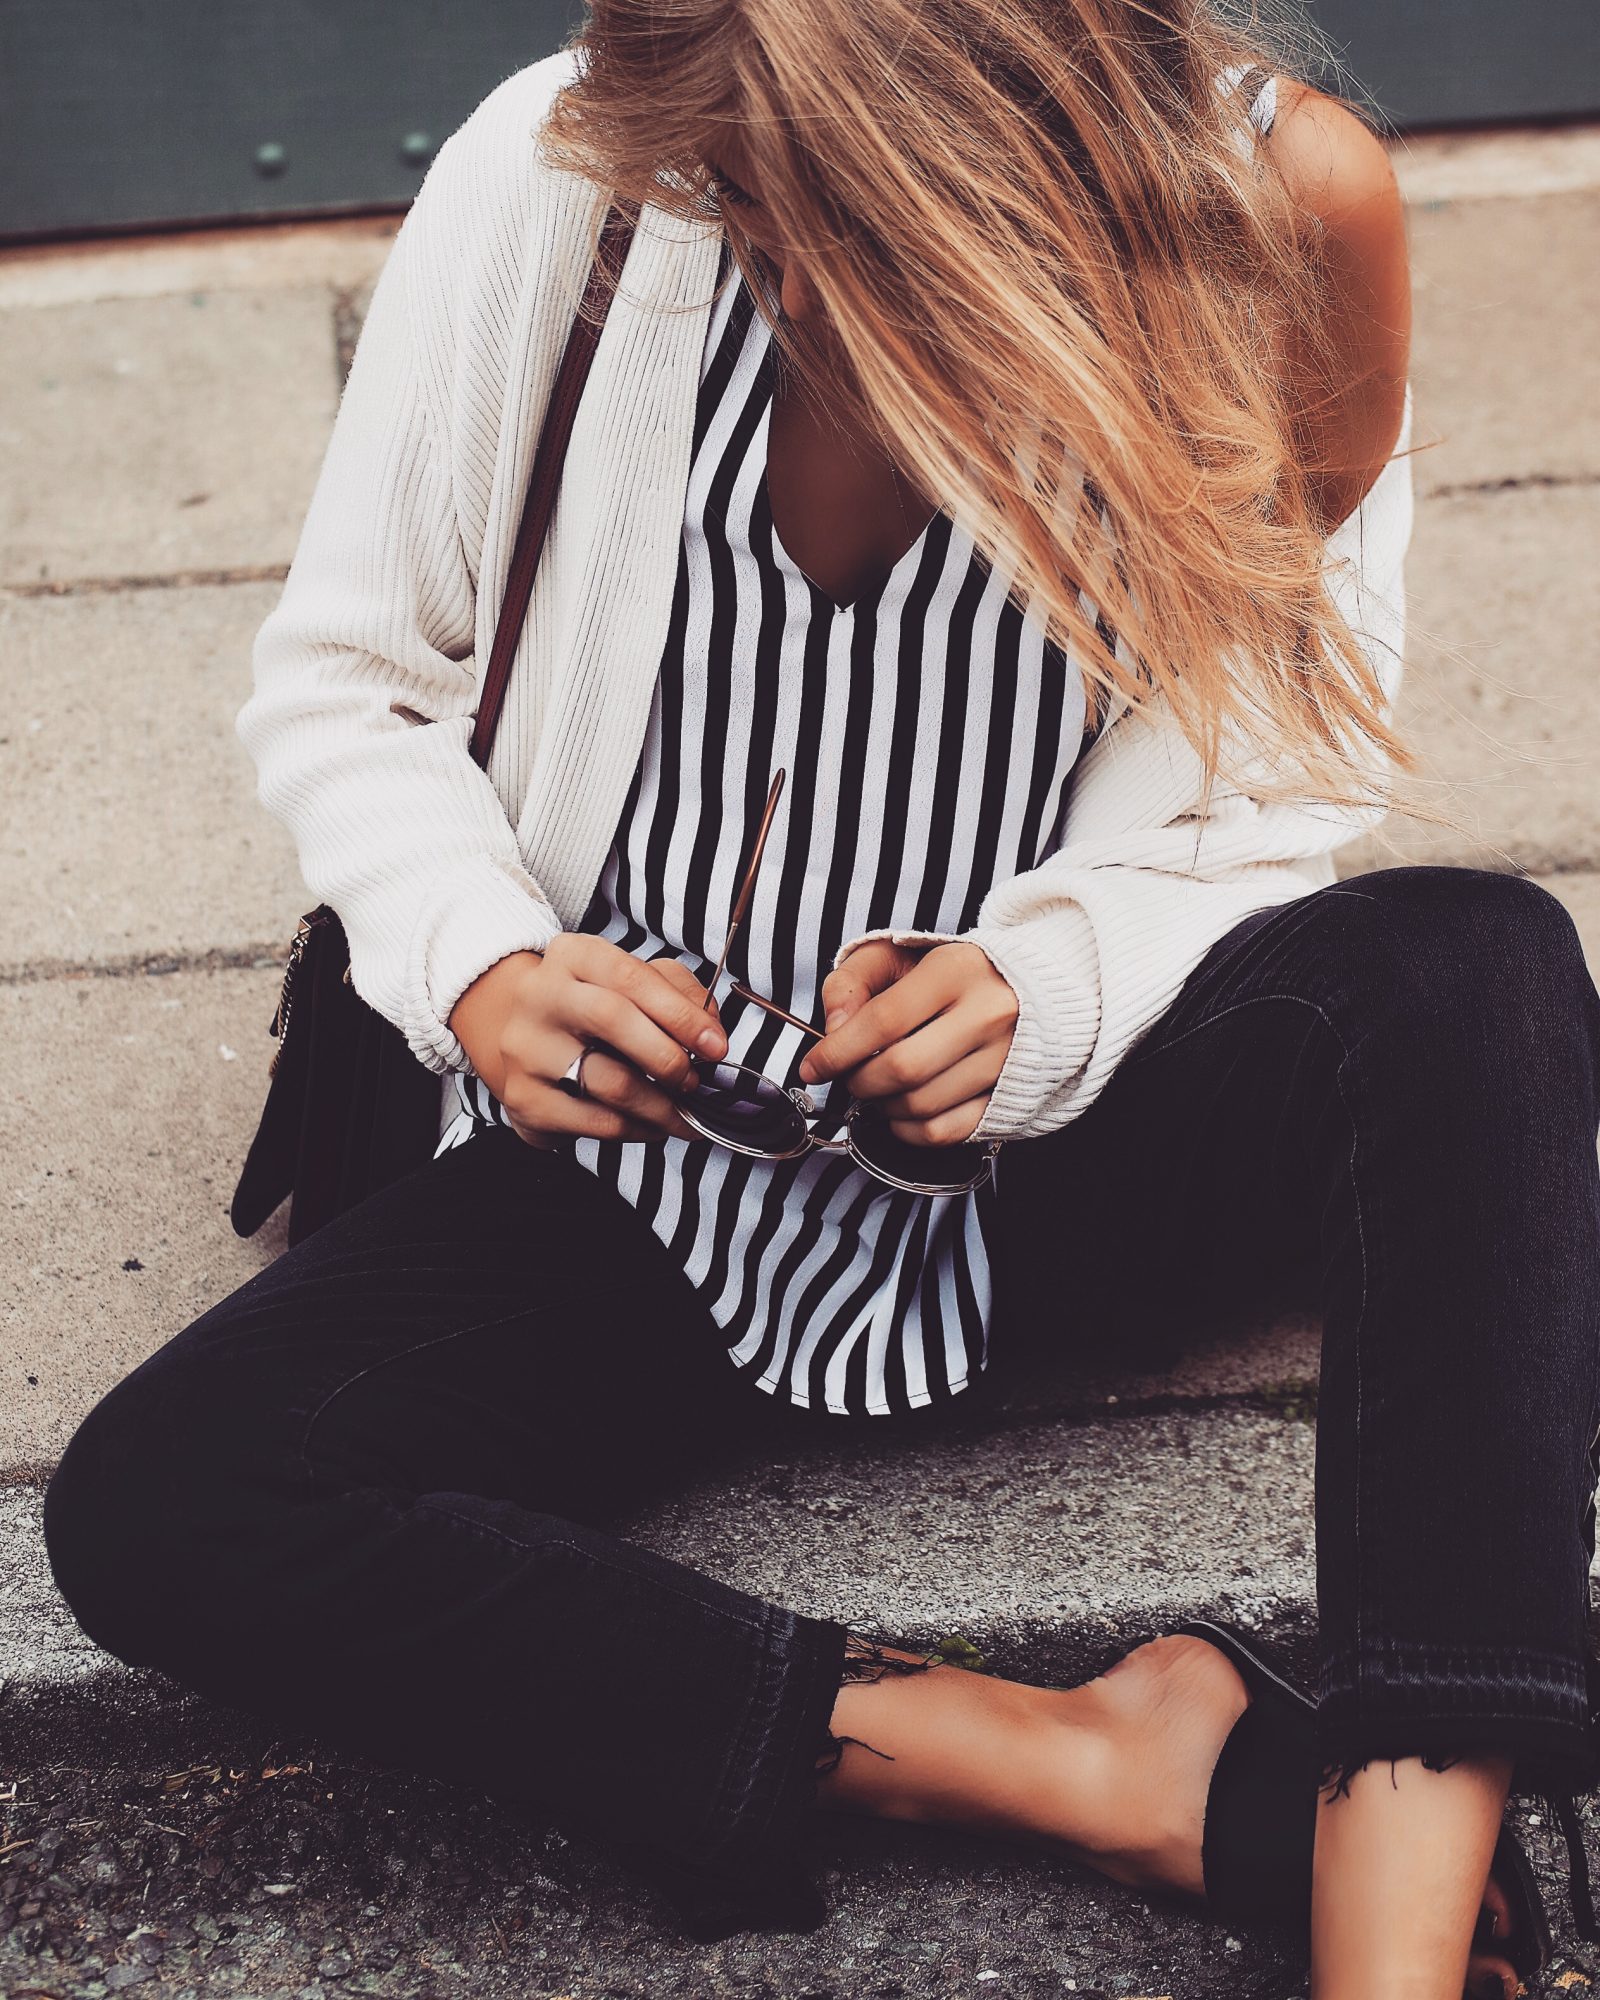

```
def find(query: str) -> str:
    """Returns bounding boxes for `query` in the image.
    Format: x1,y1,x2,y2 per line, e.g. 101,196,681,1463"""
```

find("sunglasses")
664,769,1000,1196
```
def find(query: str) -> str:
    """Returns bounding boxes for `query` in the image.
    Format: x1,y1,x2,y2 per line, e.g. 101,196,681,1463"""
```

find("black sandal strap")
1548,1790,1600,1942
1201,1686,1320,1929
1173,1619,1316,1715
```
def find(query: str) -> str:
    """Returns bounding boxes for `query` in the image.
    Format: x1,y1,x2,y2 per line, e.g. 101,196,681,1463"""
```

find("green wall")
2,0,1595,241
0,1,579,240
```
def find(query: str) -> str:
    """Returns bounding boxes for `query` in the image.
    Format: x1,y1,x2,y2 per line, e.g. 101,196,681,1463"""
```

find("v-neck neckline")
753,301,942,619
760,440,942,618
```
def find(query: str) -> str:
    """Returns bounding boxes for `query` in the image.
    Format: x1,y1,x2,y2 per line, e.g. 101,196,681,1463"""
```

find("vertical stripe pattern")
445,242,1092,1415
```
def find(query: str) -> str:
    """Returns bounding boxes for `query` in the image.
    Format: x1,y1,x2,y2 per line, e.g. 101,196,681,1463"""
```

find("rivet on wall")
399,132,437,168
253,141,289,178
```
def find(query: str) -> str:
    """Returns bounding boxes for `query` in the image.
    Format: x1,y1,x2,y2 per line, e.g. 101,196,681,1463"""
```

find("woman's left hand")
798,939,1018,1146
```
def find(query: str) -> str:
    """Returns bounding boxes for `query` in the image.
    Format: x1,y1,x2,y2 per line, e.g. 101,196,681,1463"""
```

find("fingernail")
824,1007,845,1032
697,1027,726,1057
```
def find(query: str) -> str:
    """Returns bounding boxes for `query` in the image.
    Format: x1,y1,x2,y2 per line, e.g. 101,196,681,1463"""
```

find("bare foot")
816,1631,1242,1883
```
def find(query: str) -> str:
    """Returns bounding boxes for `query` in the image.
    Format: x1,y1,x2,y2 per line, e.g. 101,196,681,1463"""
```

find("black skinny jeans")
43,867,1600,1929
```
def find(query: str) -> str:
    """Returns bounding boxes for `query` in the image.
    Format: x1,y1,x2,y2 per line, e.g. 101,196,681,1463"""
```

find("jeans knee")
42,1350,242,1665
1322,869,1598,1064
43,1377,166,1659
1442,869,1591,1002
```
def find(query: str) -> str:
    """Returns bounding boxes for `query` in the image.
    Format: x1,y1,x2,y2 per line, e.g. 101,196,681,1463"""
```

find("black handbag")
231,203,638,1246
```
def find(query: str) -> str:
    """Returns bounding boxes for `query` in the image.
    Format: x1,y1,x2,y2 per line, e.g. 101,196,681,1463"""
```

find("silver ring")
556,1047,590,1099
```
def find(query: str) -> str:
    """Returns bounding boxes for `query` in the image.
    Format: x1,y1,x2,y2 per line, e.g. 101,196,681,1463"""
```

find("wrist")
448,948,545,1081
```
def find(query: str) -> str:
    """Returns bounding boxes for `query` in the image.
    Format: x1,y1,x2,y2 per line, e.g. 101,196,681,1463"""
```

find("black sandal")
1167,1618,1594,1986
1170,1617,1322,1932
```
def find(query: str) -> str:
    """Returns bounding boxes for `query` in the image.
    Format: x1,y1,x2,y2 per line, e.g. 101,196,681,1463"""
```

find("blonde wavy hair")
539,0,1411,806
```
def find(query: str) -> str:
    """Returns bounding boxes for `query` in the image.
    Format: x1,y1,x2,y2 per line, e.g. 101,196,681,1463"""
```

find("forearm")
237,190,564,1074
241,634,565,1072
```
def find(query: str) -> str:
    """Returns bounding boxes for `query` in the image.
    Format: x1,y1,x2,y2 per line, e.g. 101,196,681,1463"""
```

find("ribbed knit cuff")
829,927,965,972
829,912,1101,1145
404,854,566,1075
964,906,1101,1143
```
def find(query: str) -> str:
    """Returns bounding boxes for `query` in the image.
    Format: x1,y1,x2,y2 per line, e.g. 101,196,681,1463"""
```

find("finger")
1478,1873,1514,1943
508,1102,663,1146
510,1080,680,1146
562,936,729,1060
506,1115,562,1151
817,939,918,1033
568,985,713,1093
575,1046,706,1137
884,1092,991,1148
842,1007,986,1103
802,951,962,1084
654,956,725,1031
504,1021,702,1139
874,1040,1011,1119
1462,1949,1518,2000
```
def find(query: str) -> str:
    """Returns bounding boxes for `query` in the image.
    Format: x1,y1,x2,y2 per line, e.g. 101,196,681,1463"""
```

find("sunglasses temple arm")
701,768,787,1014
703,881,766,1013
702,925,739,1015
728,982,826,1041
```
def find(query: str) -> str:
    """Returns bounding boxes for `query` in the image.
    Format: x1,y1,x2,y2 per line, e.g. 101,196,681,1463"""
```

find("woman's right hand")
447,936,728,1150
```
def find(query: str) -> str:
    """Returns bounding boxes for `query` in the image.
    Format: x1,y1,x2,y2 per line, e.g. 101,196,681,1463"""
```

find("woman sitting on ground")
44,1,1600,1994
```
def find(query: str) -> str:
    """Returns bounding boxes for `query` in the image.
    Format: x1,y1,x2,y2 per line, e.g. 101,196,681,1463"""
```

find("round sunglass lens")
684,1059,810,1155
847,1107,991,1193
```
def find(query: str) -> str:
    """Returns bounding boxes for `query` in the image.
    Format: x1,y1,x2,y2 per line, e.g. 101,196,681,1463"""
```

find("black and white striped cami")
442,234,1093,1415
440,65,1281,1416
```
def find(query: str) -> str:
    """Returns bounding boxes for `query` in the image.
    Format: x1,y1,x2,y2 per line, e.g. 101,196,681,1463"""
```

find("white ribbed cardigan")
238,47,1414,1147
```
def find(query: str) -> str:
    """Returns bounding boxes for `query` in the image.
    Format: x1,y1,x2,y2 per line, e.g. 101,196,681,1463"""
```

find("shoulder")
1262,79,1405,250
389,46,599,368
434,46,585,177
1259,78,1410,352
1257,79,1412,531
411,45,588,245
356,42,605,529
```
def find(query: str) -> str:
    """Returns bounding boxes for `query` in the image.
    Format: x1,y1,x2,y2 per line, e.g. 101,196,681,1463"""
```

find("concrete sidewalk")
3,125,1599,1998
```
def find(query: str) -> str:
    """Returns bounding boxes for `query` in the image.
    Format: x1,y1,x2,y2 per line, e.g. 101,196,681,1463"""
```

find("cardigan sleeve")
831,389,1415,1146
236,150,564,1078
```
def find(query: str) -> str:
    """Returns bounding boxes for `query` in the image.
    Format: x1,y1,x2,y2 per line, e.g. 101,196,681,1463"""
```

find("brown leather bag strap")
470,202,637,769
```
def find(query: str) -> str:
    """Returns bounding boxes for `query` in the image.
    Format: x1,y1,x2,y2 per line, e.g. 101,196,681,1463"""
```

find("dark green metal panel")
1307,0,1600,127
2,0,1596,241
0,1,581,241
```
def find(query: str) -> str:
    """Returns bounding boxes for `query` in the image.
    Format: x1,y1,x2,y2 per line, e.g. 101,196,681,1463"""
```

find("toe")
1463,1948,1518,2000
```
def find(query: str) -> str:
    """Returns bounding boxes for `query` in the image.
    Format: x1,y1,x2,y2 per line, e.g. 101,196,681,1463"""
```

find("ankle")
1051,1636,1250,1895
818,1658,1110,1838
1018,1681,1136,1855
1019,1679,1198,1890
